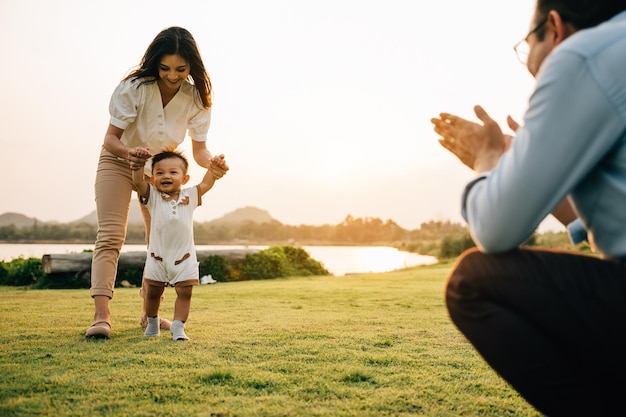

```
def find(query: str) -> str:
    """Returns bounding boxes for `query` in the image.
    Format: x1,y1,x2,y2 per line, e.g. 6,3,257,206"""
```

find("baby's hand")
132,147,152,160
128,147,151,170
212,154,228,168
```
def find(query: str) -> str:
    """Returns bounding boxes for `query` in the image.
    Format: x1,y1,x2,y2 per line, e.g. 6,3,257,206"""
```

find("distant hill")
0,205,276,228
206,206,276,225
0,212,41,228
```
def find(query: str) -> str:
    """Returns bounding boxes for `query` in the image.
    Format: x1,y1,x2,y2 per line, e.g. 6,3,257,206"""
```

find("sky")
1,0,561,232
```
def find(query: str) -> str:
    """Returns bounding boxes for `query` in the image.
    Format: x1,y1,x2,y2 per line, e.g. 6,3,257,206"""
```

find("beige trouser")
90,147,151,298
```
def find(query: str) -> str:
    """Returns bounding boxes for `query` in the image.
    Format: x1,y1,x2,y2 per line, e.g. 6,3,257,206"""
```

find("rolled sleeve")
109,79,141,130
188,106,211,142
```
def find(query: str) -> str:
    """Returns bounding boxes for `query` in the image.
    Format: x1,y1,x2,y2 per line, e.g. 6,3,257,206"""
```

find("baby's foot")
171,320,189,341
144,316,160,337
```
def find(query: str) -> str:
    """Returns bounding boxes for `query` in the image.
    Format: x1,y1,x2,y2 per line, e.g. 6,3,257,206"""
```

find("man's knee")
445,248,487,316
447,248,484,290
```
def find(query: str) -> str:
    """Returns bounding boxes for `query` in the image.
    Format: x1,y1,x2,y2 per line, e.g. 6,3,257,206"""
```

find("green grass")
0,262,541,416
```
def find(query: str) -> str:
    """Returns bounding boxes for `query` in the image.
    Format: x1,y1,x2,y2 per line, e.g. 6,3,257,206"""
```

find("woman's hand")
128,147,152,171
210,154,229,179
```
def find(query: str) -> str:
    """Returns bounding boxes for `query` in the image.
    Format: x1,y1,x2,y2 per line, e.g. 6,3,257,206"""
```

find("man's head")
522,0,626,75
150,151,190,194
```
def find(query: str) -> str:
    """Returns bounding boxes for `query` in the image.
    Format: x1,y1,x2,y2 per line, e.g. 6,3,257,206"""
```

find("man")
430,1,626,415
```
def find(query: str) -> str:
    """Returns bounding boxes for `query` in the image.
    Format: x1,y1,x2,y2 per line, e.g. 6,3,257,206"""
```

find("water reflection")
302,246,437,276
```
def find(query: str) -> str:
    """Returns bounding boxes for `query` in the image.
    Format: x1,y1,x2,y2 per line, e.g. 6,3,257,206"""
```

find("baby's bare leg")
173,285,193,322
143,282,165,337
171,285,194,341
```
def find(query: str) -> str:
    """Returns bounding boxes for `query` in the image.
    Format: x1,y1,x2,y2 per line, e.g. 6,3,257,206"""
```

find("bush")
0,245,330,288
0,257,45,286
0,261,8,284
236,246,329,281
237,246,291,280
199,255,231,282
403,240,440,257
115,268,144,288
33,267,143,290
439,233,476,259
34,271,91,289
281,246,329,276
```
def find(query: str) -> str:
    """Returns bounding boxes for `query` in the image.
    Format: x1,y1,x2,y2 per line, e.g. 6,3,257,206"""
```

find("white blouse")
109,77,211,152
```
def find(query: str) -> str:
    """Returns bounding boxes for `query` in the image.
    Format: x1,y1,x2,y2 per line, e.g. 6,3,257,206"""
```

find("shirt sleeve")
145,184,156,211
109,79,142,130
464,49,621,253
187,105,211,142
461,174,488,221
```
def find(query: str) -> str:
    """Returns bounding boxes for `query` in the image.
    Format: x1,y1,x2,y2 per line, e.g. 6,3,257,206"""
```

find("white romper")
142,183,202,285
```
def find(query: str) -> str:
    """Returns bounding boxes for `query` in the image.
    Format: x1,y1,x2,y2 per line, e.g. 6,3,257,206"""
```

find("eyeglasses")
513,18,547,65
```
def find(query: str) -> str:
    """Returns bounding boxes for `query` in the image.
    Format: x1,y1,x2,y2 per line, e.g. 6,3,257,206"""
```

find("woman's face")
157,54,190,93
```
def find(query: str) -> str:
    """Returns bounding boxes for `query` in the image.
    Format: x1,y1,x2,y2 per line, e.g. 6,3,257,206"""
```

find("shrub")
237,246,290,280
34,271,91,289
33,267,143,290
439,233,476,259
236,246,329,281
0,245,330,288
0,261,8,284
403,240,440,257
199,255,231,282
116,268,144,288
0,257,45,286
281,246,329,276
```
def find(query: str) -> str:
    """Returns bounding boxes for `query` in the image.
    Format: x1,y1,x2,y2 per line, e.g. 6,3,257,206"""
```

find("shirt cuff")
110,116,130,130
460,174,488,222
190,134,208,142
567,218,588,244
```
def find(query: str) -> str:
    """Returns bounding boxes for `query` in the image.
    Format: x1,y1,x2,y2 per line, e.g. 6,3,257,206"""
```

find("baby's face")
151,157,188,194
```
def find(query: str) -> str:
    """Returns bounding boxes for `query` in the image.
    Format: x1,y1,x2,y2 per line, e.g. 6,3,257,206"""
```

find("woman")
86,26,228,339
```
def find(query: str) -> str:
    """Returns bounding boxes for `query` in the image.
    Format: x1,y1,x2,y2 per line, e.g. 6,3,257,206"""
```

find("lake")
0,243,437,276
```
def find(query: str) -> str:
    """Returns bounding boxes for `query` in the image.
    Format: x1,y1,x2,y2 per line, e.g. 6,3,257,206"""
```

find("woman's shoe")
85,321,111,339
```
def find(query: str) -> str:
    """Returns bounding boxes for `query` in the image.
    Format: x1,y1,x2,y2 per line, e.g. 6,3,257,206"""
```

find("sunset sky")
1,0,559,231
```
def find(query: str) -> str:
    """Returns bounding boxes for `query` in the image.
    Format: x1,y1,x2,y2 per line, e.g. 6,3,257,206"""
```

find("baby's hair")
152,150,189,174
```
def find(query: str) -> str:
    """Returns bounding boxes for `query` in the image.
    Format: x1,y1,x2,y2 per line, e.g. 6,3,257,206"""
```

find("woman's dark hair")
125,27,212,108
534,0,626,38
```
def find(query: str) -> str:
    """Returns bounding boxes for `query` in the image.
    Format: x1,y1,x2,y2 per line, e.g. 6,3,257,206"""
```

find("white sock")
171,320,189,341
144,316,160,337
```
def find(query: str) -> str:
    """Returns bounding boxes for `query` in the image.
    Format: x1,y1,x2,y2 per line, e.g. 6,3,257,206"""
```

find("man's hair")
534,0,626,37
151,150,189,174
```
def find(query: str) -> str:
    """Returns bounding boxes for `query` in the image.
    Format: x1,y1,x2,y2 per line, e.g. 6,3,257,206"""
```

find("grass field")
0,262,541,416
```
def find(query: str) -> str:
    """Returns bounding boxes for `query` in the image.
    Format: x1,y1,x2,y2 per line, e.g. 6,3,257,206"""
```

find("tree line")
0,216,464,247
0,215,581,259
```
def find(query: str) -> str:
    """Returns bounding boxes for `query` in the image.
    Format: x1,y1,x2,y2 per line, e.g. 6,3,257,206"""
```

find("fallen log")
42,248,260,274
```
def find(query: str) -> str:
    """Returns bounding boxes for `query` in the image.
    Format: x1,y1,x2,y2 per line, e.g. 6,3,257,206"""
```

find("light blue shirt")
462,11,626,260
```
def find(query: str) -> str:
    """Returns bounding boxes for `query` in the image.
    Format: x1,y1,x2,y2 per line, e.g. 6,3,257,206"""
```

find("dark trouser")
446,247,626,417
